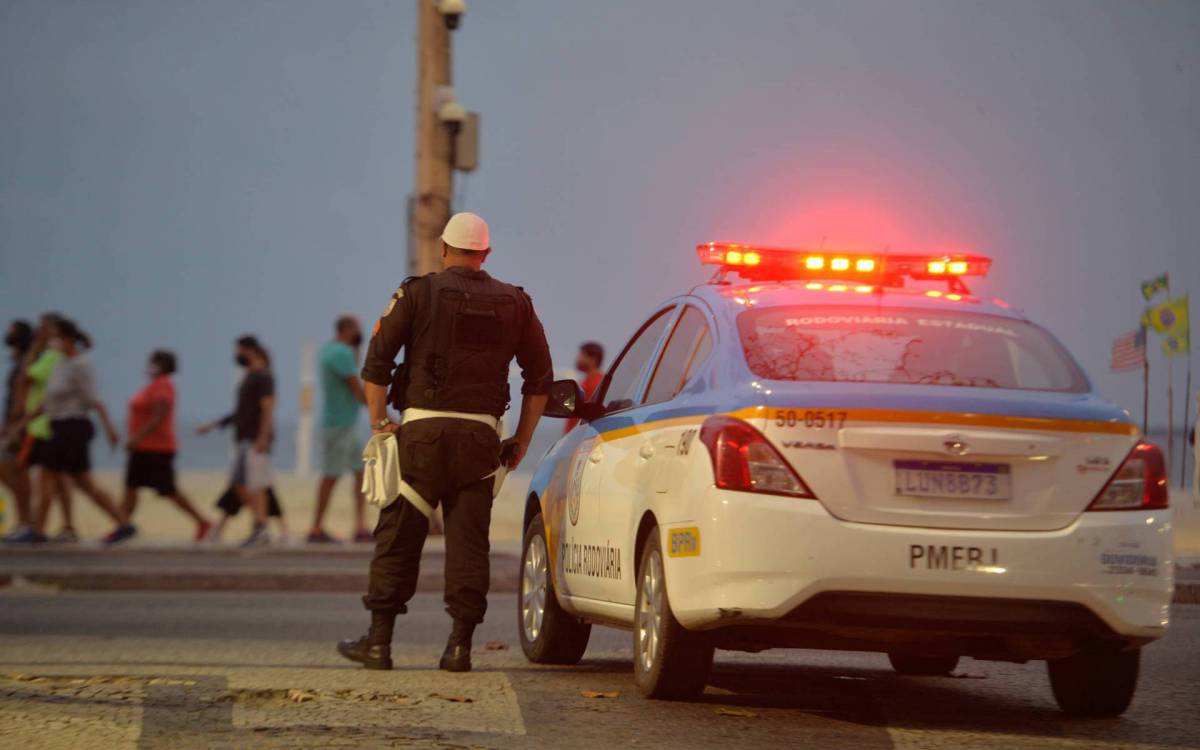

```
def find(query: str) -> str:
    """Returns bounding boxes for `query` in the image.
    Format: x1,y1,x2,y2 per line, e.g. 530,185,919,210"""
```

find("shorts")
217,484,283,517
21,436,52,468
45,418,94,475
320,425,362,477
126,451,178,496
231,440,273,492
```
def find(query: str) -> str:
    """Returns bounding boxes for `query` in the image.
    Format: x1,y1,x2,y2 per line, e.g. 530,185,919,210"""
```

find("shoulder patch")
381,285,404,318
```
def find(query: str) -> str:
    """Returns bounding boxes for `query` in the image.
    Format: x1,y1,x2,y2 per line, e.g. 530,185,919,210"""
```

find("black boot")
337,612,394,670
439,620,475,673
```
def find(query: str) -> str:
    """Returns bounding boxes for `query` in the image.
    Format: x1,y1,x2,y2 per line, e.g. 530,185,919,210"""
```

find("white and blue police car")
518,242,1173,716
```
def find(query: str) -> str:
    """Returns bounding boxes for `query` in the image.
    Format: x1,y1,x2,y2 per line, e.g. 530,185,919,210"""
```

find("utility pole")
410,0,470,276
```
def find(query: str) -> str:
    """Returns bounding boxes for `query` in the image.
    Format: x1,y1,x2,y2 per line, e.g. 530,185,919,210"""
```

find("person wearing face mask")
197,335,279,547
563,341,605,435
307,315,370,544
7,313,75,544
1,320,35,542
17,317,133,544
118,350,211,543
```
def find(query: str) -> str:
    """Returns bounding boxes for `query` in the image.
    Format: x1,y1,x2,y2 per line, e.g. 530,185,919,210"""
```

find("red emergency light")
696,242,991,287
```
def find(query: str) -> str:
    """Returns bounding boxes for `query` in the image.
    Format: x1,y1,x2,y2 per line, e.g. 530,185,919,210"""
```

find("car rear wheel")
888,652,960,676
1047,646,1140,717
633,528,714,700
518,512,591,664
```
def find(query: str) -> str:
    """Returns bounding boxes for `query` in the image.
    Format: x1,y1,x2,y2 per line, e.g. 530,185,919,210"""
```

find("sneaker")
306,529,339,544
353,530,374,544
241,524,270,548
4,527,47,544
103,524,138,546
2,525,30,543
194,520,213,543
51,528,79,544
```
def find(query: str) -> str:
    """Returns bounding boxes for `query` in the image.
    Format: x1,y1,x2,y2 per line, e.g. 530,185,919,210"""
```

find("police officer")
338,212,552,672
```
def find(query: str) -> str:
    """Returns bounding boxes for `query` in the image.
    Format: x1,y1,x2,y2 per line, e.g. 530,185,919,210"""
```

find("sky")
2,0,1198,441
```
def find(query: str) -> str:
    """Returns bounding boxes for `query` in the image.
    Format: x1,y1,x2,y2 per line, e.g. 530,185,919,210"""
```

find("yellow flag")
1145,296,1189,337
1162,330,1190,356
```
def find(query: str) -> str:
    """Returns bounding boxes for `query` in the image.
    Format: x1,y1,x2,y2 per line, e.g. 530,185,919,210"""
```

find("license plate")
894,460,1011,500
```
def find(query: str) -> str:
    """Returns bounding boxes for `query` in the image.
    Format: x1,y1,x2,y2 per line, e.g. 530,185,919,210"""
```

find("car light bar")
697,242,991,282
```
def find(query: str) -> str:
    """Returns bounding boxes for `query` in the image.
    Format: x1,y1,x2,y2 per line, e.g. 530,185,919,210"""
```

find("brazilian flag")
1141,273,1169,301
1145,296,1190,356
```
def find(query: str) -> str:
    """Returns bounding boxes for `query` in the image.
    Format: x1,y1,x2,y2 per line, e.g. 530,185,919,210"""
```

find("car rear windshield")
737,305,1089,392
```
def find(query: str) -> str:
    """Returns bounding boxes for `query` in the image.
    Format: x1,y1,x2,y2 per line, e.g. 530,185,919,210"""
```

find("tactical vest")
396,268,528,418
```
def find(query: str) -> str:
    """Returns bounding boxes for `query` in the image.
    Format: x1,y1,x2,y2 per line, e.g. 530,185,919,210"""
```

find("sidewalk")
0,539,522,593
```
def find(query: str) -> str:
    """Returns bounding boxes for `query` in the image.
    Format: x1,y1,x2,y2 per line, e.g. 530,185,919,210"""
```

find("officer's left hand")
500,437,526,470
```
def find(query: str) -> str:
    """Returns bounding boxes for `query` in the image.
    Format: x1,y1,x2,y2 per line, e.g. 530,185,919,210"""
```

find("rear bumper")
662,488,1174,647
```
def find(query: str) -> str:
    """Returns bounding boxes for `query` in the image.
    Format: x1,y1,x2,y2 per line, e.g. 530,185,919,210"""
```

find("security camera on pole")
410,0,480,277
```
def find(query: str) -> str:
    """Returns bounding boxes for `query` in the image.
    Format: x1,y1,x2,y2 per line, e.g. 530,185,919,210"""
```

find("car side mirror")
543,379,603,421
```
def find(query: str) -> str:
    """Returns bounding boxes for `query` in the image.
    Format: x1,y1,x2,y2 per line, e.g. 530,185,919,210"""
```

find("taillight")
1086,441,1169,511
698,416,815,498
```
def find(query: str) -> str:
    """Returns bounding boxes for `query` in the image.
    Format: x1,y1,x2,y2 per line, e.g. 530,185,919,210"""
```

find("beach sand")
2,469,532,545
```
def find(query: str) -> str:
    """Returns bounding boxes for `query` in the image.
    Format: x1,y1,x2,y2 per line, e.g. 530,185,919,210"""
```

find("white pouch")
361,431,508,518
361,434,434,518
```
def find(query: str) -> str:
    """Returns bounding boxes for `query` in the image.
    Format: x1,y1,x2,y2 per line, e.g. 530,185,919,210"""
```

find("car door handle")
589,448,603,463
639,444,655,460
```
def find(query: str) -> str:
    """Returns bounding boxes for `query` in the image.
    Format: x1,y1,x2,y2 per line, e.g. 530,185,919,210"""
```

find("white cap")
441,212,490,252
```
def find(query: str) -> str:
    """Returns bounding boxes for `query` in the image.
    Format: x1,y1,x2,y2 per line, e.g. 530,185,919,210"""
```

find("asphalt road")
1,589,1197,749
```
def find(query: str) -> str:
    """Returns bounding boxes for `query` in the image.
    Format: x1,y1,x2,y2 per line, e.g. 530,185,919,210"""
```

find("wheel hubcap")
636,549,664,673
521,534,548,642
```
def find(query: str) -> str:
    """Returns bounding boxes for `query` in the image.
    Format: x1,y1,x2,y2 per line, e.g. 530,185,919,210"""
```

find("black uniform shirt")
362,266,553,415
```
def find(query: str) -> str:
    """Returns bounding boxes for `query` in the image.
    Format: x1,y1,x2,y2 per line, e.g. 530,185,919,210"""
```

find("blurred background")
1,0,1197,475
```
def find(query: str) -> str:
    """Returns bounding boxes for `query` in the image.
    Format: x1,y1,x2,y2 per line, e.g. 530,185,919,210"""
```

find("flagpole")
1142,356,1150,435
1166,277,1175,479
1182,360,1192,487
1168,355,1175,477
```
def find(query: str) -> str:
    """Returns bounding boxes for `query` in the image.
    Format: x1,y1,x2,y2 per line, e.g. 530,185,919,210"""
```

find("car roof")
689,279,1027,321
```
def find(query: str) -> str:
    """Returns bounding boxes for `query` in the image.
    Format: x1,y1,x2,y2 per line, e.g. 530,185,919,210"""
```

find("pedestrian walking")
8,314,75,543
119,349,211,543
0,320,34,542
338,212,553,673
196,335,281,546
564,341,604,434
307,315,371,544
18,318,133,543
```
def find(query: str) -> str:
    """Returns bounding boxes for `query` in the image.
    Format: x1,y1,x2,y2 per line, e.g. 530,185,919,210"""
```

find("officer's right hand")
373,420,401,436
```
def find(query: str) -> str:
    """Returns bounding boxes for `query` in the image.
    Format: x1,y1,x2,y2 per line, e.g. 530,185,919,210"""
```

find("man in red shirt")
120,350,211,542
564,341,604,434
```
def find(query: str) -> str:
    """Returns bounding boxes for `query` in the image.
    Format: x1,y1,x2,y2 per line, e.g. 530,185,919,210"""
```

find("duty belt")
361,409,509,518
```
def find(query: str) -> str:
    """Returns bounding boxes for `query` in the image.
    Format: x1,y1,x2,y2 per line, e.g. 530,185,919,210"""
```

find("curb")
5,570,521,594
0,551,522,594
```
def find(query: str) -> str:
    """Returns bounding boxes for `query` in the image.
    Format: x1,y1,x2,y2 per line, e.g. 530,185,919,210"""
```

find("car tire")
633,527,714,700
1047,646,1140,717
887,652,960,676
518,512,591,665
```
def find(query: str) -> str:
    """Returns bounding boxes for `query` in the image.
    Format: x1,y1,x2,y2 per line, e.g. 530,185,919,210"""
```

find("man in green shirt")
307,315,369,543
25,346,61,444
10,315,74,543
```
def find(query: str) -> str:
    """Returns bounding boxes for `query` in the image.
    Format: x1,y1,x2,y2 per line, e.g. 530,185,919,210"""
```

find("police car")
518,243,1173,716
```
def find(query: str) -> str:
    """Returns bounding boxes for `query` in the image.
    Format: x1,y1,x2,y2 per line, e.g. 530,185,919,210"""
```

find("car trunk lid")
753,383,1138,531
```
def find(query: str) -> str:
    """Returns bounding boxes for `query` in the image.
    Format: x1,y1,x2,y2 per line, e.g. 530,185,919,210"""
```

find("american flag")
1110,328,1147,372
